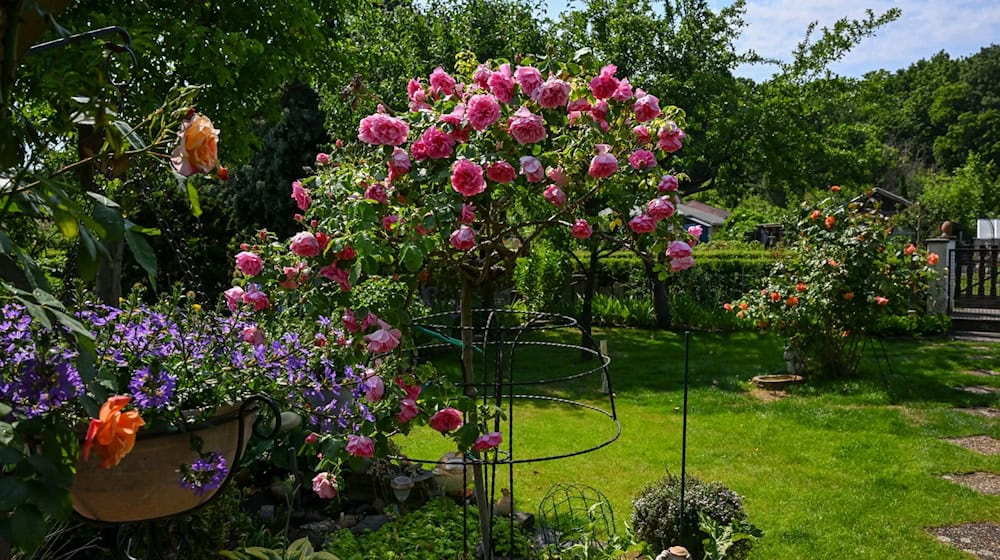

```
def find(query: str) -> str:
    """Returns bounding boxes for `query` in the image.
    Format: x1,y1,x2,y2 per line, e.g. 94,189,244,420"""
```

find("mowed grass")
397,329,1000,558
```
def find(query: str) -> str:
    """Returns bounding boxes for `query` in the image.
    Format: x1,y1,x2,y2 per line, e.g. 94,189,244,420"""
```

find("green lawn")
399,329,1000,559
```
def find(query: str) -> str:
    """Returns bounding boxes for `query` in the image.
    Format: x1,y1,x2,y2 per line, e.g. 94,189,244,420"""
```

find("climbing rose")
429,407,464,433
358,113,409,146
534,78,571,109
364,182,389,204
365,320,402,354
633,125,651,144
487,64,515,104
589,64,619,99
397,399,419,423
647,196,675,221
291,180,311,211
543,185,566,206
451,159,486,197
633,91,662,122
318,264,350,292
473,64,492,89
658,174,679,192
519,156,545,182
567,98,592,112
241,326,265,347
315,152,330,165
290,231,320,257
905,243,916,255
224,286,245,311
407,79,431,111
467,94,501,131
687,225,703,243
928,253,940,265
486,161,517,184
411,127,455,160
171,114,219,176
429,66,456,96
346,435,375,458
234,251,263,277
312,472,337,499
508,107,546,144
514,65,543,97
382,214,401,231
82,395,145,469
657,122,685,153
450,225,476,250
547,166,568,186
460,203,476,225
629,214,657,234
668,240,693,259
588,144,618,179
473,432,503,452
628,149,657,170
388,147,410,181
571,219,593,239
612,78,633,101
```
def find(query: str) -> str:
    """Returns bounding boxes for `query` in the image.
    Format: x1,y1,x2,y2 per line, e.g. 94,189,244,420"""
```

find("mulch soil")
928,522,1000,559
958,407,1000,418
945,436,1000,455
939,472,1000,495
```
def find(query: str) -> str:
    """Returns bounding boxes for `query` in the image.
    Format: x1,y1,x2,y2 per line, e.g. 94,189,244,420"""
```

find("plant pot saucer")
752,374,805,391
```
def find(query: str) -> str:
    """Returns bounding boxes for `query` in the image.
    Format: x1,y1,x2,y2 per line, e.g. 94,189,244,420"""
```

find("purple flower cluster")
0,304,83,418
129,365,177,410
177,451,229,496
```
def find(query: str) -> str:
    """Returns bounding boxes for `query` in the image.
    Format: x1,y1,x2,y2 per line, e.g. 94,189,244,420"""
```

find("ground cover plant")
399,328,1000,559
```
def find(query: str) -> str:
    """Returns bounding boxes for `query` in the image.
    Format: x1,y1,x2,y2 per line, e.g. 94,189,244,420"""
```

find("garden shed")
677,200,730,242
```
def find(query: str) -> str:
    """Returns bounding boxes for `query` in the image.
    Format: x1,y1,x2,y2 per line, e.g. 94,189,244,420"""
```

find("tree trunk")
461,278,493,560
579,242,599,358
643,259,671,329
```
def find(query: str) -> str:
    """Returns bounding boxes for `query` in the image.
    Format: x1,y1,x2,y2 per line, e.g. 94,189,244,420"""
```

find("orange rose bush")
729,188,939,377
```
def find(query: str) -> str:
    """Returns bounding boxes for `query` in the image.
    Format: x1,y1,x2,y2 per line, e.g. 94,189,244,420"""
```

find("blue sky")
545,0,1000,81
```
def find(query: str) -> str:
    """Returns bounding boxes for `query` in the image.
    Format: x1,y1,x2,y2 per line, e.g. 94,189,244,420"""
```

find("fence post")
926,236,955,314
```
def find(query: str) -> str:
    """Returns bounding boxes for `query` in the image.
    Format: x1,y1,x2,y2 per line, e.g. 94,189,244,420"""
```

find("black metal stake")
678,331,691,543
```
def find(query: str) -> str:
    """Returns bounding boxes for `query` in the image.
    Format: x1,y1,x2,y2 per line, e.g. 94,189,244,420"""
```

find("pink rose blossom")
241,285,270,311
589,64,620,99
291,180,311,211
346,435,375,458
668,240,693,259
473,432,503,452
290,231,320,257
612,78,633,101
658,174,679,192
450,225,476,251
366,320,402,354
572,219,593,239
633,92,662,122
429,407,464,433
508,106,546,145
628,149,657,170
519,156,545,182
224,286,245,311
383,214,401,231
657,122,686,153
590,100,610,123
305,433,318,444
241,326,265,347
343,309,359,333
429,67,457,96
629,214,657,234
467,94,501,131
567,98,592,112
388,147,411,182
487,64,515,104
543,185,566,206
460,203,476,224
397,398,419,423
278,262,309,290
364,182,389,204
687,225,703,244
235,251,263,277
411,127,455,160
451,159,486,197
360,312,379,331
633,125,651,144
396,377,422,400
358,113,409,146
588,144,618,179
319,264,351,292
671,255,695,272
514,66,544,97
407,79,431,111
486,161,517,184
546,166,568,186
534,78,571,109
473,64,493,89
363,375,385,402
647,196,675,221
315,153,330,165
440,105,470,143
312,472,338,499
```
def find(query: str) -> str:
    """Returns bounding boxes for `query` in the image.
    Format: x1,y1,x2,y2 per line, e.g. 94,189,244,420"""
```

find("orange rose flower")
736,311,745,318
795,282,807,292
927,252,940,265
874,296,889,306
825,215,836,229
827,259,838,267
82,395,145,469
723,302,734,311
842,292,855,300
785,296,799,306
830,185,841,192
770,292,781,302
809,210,820,221
171,113,220,177
738,302,749,311
904,244,916,256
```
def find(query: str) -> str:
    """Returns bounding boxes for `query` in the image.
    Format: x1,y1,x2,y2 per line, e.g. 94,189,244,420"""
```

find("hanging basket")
70,396,278,523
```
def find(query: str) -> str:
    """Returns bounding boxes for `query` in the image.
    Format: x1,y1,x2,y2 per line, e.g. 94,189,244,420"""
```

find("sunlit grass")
398,329,999,558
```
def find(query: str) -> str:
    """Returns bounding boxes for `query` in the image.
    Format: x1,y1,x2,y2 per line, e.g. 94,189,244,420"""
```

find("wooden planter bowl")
71,406,256,523
751,374,805,391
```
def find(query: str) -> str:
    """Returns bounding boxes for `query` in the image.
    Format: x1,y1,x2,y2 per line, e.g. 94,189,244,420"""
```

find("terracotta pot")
70,405,256,523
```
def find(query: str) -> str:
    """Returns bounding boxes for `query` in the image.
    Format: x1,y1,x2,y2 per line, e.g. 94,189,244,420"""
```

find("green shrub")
514,240,574,313
590,294,656,328
631,473,757,560
872,312,951,337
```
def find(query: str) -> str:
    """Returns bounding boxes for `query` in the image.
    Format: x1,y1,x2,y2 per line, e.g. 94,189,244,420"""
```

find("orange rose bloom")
171,113,220,177
785,296,799,306
927,252,940,265
874,296,889,306
723,303,734,311
809,210,820,221
770,292,781,302
825,215,836,229
795,282,807,292
738,302,749,310
830,185,841,192
82,395,145,469
827,259,838,267
842,292,855,300
904,244,916,255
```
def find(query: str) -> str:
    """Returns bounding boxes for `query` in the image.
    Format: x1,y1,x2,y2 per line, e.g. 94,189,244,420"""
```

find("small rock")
351,514,390,534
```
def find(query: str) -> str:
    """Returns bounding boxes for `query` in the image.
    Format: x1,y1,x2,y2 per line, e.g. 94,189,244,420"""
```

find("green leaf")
0,477,29,510
186,181,203,217
85,191,120,208
10,504,45,552
51,209,79,239
0,423,13,446
124,219,160,236
78,227,100,282
124,228,158,289
93,204,124,243
112,120,148,150
400,244,423,273
20,301,51,330
287,537,315,556
0,447,19,466
26,480,71,518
